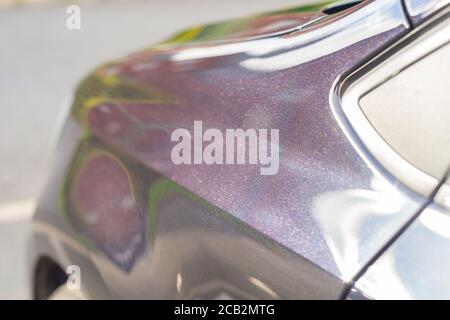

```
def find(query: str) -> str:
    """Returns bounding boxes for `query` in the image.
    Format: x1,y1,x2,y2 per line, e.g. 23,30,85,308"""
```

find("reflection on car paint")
63,142,146,271
65,0,415,279
30,0,450,299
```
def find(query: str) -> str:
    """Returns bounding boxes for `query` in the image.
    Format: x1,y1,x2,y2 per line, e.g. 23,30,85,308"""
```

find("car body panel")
353,202,450,299
31,0,448,299
339,6,450,299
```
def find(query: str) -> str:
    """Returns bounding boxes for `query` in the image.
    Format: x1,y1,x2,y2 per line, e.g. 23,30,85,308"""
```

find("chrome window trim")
335,9,449,198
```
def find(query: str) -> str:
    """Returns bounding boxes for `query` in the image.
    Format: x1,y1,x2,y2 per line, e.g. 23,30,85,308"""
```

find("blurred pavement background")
0,0,308,299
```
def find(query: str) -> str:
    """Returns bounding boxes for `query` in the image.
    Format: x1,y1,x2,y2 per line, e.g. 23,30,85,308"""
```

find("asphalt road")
0,0,309,299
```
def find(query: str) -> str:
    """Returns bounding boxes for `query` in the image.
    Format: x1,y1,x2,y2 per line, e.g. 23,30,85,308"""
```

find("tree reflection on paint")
65,148,146,271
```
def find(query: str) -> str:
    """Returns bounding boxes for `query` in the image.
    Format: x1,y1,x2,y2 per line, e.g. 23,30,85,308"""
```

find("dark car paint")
30,0,447,299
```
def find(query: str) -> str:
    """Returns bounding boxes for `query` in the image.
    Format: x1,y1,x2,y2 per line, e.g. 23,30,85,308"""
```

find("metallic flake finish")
68,0,413,279
31,0,445,299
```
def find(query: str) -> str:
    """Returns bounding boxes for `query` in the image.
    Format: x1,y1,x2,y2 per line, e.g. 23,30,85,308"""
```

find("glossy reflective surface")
30,0,445,299
359,43,450,180
346,8,450,299
72,0,411,278
340,12,450,199
354,203,450,299
405,0,449,25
